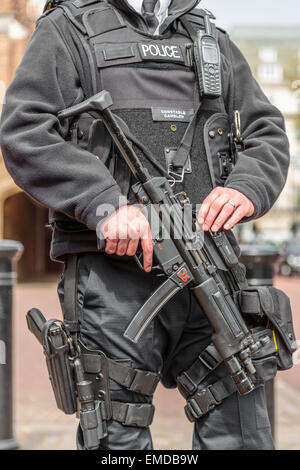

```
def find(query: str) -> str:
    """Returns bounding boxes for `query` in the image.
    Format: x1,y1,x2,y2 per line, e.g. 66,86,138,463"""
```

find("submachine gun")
57,90,270,397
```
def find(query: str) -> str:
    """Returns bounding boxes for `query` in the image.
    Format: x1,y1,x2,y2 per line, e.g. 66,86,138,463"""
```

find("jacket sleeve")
0,16,126,231
223,39,290,221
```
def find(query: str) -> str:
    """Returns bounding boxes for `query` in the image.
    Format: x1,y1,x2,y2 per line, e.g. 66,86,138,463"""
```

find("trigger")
134,252,163,274
134,253,144,271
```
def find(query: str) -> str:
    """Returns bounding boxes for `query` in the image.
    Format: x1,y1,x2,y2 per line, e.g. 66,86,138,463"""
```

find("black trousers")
58,252,275,450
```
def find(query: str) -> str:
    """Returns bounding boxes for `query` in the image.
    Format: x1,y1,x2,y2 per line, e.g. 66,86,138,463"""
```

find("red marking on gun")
177,268,191,283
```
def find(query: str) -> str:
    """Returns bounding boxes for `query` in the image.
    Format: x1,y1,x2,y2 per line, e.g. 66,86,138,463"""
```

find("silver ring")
227,200,236,209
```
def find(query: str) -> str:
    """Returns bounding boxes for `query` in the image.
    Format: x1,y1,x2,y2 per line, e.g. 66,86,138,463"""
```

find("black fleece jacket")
0,0,290,245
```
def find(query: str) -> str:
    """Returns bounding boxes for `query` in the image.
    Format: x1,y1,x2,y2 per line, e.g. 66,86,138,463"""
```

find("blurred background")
0,0,299,450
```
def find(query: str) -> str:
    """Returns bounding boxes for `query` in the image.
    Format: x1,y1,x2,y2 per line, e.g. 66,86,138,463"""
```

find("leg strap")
82,349,160,397
101,401,155,428
108,359,160,396
177,343,223,398
177,343,237,422
79,344,157,429
185,375,236,422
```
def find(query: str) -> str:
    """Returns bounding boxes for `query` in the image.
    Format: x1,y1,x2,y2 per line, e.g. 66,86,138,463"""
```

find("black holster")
42,319,77,415
26,310,109,450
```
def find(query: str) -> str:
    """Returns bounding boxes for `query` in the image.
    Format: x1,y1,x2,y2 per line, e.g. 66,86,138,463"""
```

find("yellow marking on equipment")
273,329,278,351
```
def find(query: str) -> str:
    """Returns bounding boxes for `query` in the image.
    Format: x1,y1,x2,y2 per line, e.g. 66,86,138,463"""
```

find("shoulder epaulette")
186,7,227,37
187,8,216,20
216,25,228,35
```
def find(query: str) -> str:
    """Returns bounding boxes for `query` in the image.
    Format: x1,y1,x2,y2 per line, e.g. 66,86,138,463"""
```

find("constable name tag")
152,107,194,122
138,43,184,63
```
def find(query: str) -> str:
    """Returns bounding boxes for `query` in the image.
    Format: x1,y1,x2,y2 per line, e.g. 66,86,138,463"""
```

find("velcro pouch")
250,327,278,385
237,286,297,371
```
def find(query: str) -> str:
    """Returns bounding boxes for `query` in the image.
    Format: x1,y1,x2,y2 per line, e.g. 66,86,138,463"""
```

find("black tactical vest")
43,1,237,251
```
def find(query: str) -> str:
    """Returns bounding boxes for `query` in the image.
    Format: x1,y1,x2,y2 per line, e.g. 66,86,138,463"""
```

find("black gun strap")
171,102,201,171
63,254,80,337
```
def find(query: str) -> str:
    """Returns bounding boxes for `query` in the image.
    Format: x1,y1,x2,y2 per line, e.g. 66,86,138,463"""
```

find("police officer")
0,0,290,450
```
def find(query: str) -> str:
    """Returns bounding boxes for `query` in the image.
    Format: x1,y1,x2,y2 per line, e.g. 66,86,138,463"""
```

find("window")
257,64,283,84
259,47,277,63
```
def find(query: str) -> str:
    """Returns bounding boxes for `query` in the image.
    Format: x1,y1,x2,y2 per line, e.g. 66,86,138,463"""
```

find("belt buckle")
124,403,155,428
185,386,220,422
129,370,160,396
177,372,198,397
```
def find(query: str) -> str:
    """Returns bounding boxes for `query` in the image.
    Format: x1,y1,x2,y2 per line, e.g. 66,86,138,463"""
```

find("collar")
107,0,202,32
126,0,171,15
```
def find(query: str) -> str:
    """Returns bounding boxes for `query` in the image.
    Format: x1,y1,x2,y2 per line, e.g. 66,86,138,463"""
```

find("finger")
126,238,139,257
116,239,129,256
211,202,236,232
105,238,118,255
198,189,221,224
224,206,246,230
128,220,141,239
203,195,230,231
141,226,153,272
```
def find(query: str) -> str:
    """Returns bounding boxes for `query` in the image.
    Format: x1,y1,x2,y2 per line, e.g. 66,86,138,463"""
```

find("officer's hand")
99,205,153,272
197,187,254,232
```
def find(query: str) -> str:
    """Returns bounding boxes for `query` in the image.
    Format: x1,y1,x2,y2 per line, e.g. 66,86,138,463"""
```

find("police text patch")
138,43,184,63
151,107,194,122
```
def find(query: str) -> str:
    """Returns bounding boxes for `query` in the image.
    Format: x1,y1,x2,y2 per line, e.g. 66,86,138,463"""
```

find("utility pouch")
250,327,278,385
237,286,297,374
26,309,77,415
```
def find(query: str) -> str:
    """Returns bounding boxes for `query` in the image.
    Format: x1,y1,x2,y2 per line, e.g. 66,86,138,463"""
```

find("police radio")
194,15,222,99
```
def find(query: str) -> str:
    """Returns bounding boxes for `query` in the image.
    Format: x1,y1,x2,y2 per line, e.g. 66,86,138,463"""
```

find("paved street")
10,276,300,450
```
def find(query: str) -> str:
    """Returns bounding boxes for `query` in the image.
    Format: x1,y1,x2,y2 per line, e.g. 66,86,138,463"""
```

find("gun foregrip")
26,308,47,346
